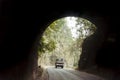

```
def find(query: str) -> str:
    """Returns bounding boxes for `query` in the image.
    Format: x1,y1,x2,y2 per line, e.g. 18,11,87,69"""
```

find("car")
55,58,64,68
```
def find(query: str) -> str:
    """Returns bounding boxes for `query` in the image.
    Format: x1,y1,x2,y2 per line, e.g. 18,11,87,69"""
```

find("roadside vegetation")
38,17,96,68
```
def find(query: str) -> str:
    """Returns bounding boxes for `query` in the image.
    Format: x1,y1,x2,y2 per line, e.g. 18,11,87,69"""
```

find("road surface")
46,66,105,80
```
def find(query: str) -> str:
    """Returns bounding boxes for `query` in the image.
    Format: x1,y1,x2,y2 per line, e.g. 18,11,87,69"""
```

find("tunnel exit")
38,16,96,69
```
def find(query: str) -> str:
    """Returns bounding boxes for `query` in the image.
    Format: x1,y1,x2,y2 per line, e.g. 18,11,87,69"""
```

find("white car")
55,58,64,68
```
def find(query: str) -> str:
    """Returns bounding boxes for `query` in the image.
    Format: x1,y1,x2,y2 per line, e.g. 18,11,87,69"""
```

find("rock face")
79,17,107,70
0,1,120,80
79,17,120,79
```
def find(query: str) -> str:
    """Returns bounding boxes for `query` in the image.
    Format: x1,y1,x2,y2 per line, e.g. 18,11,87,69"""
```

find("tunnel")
38,16,96,69
0,0,120,80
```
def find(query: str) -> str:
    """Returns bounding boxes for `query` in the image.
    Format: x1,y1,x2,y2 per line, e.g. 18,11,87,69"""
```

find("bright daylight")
36,17,98,80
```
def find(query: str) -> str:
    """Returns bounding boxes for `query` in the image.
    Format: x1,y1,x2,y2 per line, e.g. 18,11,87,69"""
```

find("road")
46,66,105,80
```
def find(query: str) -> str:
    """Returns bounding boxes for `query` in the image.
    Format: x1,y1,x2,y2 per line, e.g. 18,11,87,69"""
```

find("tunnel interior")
0,1,120,80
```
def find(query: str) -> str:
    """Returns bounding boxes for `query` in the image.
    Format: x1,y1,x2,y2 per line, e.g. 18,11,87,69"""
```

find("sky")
65,17,83,39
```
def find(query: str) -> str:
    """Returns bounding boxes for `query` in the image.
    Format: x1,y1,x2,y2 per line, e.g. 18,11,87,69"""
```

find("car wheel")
55,65,57,68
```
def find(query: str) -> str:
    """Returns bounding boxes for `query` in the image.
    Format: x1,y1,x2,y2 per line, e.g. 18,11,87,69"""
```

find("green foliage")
38,18,65,56
76,18,96,39
38,36,56,53
38,17,97,68
45,41,56,52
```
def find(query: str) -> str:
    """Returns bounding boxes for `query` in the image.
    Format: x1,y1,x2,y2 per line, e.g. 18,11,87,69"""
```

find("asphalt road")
46,66,105,80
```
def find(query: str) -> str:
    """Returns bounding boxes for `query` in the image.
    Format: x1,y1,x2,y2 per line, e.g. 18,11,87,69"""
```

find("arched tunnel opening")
36,16,97,79
38,16,96,68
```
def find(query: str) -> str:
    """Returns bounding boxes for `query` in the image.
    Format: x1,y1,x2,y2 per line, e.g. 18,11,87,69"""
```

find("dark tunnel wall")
0,0,120,80
79,13,120,80
79,16,108,69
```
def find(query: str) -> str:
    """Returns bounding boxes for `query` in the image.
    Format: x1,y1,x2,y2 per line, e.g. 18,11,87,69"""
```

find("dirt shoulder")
33,66,49,80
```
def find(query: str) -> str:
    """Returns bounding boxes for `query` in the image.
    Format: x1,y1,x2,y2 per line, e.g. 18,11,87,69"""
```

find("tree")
38,17,96,68
75,18,96,39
